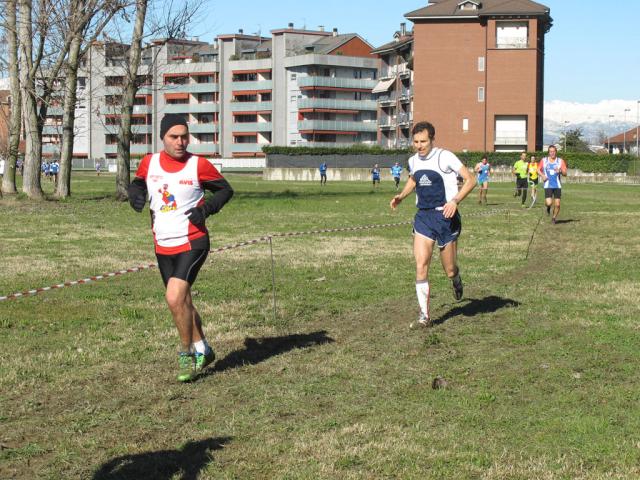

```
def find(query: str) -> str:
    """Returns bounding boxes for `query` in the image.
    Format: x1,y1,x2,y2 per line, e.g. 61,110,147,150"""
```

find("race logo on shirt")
158,184,177,212
149,174,163,183
418,174,432,187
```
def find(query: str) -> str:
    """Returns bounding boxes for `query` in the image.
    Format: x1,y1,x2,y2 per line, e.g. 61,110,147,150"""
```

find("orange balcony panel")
164,93,189,100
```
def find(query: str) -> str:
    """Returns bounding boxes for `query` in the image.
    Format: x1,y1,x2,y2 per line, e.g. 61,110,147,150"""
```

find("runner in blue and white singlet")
538,145,567,223
390,121,476,328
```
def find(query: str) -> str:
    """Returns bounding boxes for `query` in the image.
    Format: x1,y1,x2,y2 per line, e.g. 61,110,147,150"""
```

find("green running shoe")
195,349,215,372
177,352,195,382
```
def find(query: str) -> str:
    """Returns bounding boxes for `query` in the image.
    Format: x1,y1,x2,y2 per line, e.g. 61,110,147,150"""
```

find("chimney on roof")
332,28,338,37
318,25,325,32
288,22,294,29
400,23,406,37
238,29,243,34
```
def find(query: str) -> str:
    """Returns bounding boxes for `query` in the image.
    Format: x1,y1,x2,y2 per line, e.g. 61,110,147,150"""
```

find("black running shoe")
452,275,463,301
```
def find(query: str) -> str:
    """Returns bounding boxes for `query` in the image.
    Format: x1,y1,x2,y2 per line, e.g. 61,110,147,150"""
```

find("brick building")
406,0,552,152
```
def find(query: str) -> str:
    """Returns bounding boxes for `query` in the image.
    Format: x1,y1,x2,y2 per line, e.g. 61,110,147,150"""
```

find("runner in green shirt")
512,152,529,206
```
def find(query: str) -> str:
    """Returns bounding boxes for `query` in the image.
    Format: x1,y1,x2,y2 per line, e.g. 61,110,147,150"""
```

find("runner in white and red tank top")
128,114,233,382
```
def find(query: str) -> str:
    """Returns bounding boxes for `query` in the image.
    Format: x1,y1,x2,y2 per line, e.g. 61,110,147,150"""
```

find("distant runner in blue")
538,145,567,224
390,162,403,190
473,155,492,205
50,160,60,185
371,164,381,187
319,161,327,186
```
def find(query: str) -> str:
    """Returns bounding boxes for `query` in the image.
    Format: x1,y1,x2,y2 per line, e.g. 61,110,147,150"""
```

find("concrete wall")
266,153,410,168
264,167,413,182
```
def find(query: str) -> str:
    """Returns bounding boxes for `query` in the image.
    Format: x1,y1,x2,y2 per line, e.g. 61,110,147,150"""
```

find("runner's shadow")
210,330,334,374
554,219,577,224
92,437,231,480
433,296,520,326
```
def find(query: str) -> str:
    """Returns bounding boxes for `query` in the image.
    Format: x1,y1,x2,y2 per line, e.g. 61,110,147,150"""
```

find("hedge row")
262,146,638,174
457,152,637,174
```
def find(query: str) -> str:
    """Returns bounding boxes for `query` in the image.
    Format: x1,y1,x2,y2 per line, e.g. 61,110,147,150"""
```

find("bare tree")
17,0,123,199
114,0,206,200
115,0,147,200
1,0,21,195
55,0,127,198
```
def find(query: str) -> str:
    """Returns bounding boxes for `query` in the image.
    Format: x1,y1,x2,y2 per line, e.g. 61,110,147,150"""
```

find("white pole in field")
624,108,631,153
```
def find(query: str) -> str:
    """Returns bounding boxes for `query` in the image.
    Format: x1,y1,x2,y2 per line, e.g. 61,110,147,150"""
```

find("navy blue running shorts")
413,209,462,248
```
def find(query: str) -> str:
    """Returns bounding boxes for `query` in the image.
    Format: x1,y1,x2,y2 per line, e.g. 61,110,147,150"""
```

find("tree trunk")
115,0,147,201
56,33,82,199
1,0,21,195
18,0,44,199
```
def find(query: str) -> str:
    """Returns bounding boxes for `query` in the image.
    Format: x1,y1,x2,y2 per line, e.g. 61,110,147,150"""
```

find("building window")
495,115,527,147
478,57,485,72
462,118,469,132
496,21,528,49
478,87,485,102
290,73,297,80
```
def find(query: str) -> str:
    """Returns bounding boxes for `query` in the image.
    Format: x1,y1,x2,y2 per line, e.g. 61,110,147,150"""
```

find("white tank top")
146,153,204,249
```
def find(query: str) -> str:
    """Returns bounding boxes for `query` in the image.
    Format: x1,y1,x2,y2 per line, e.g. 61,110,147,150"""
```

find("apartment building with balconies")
406,0,551,152
217,25,378,157
38,26,378,164
371,23,414,149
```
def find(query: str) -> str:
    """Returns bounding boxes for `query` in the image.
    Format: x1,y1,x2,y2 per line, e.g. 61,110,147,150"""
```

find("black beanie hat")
160,114,188,139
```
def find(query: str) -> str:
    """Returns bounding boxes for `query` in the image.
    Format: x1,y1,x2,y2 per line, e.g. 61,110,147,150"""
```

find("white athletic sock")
193,339,210,354
416,281,430,319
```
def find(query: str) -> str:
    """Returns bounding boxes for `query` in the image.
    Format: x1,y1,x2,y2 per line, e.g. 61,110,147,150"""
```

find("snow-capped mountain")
544,100,639,145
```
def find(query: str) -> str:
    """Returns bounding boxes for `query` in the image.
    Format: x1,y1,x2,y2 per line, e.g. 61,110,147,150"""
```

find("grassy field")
1,173,639,479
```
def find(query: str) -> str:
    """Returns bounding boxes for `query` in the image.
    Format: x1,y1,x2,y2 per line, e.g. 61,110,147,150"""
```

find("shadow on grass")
92,437,231,480
210,330,334,374
554,219,578,224
433,296,520,326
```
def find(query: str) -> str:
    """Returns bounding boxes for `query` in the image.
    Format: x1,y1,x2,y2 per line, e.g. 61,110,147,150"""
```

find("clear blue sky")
196,0,639,103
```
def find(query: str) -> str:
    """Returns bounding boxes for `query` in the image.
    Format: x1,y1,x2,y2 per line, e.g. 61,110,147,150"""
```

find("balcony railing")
42,125,62,135
104,144,152,155
162,83,220,94
297,77,377,90
377,93,397,104
297,98,377,111
188,143,219,154
230,101,273,112
189,123,219,134
231,80,273,91
232,122,272,132
378,116,395,128
495,133,527,145
231,143,268,153
100,105,152,115
298,120,378,132
163,103,219,114
47,107,65,116
397,113,411,125
104,124,153,134
496,36,528,49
